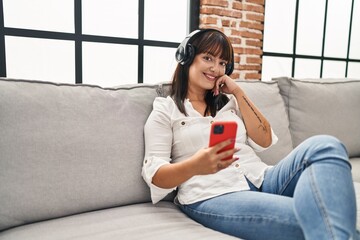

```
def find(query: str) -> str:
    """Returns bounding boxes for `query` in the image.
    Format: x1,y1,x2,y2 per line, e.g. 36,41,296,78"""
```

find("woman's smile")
203,72,217,81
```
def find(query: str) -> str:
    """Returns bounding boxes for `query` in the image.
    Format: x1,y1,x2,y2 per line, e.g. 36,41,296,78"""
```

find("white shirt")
142,95,278,204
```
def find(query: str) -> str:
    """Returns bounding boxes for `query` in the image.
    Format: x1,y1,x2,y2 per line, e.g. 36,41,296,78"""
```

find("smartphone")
209,121,238,161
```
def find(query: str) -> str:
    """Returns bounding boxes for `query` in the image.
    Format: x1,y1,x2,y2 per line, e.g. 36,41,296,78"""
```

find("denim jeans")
177,135,359,240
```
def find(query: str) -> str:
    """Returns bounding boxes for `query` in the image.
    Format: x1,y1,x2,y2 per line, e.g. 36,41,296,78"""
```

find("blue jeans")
177,135,359,239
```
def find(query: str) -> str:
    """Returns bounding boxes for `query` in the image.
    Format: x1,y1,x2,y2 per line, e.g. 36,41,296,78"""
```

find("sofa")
0,76,359,239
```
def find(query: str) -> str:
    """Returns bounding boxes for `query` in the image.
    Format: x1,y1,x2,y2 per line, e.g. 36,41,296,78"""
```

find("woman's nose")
210,63,219,73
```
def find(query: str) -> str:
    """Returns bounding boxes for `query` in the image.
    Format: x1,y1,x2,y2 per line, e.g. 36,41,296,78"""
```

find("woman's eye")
220,62,227,66
203,56,212,61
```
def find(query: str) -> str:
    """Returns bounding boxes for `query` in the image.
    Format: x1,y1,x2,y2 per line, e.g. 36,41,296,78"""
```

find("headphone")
175,29,234,75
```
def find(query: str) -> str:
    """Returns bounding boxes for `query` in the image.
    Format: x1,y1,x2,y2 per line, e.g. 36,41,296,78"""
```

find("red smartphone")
209,121,238,161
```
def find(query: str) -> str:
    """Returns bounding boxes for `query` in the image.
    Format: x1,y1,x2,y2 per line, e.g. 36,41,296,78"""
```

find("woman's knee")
302,135,350,164
304,135,346,151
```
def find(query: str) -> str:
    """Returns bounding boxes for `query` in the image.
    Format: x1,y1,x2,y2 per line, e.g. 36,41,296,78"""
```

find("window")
262,0,360,81
0,0,199,87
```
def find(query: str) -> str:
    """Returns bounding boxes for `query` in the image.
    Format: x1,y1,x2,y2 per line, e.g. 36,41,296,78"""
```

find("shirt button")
144,160,148,164
210,120,214,124
235,164,240,168
181,121,185,125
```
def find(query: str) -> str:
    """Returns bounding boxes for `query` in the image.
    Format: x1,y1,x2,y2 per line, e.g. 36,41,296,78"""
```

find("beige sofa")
0,77,359,239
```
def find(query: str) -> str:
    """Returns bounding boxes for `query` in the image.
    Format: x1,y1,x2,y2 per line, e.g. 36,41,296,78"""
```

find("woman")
142,28,358,239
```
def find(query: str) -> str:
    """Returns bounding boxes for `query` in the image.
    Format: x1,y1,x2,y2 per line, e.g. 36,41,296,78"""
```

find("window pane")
82,42,138,87
263,0,296,53
82,0,138,38
144,46,177,84
5,36,75,83
296,0,326,56
324,0,352,58
144,0,187,42
261,56,292,81
322,60,346,78
3,0,74,33
294,59,321,78
350,0,360,59
348,62,360,78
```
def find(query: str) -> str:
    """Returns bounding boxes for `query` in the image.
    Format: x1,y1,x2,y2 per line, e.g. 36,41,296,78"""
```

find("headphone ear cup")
226,62,234,75
175,46,185,64
182,43,195,65
225,51,235,75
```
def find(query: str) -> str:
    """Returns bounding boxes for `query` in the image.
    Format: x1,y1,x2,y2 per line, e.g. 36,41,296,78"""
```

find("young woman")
142,28,359,240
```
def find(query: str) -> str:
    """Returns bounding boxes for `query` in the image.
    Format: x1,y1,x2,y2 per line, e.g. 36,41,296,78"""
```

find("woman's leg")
177,191,304,240
262,135,358,240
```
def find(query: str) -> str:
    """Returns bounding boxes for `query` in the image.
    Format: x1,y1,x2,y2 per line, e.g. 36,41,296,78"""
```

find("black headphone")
175,29,234,75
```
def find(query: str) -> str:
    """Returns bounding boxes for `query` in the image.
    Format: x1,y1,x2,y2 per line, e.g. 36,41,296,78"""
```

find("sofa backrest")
277,77,360,158
0,78,157,231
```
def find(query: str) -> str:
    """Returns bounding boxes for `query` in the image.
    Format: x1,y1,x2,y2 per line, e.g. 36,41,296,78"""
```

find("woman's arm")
213,76,272,148
232,87,272,148
152,139,239,189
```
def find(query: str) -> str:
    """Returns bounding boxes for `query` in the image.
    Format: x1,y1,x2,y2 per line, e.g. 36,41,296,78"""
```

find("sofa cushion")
355,182,360,230
0,78,157,231
0,202,238,240
277,77,360,158
351,157,360,182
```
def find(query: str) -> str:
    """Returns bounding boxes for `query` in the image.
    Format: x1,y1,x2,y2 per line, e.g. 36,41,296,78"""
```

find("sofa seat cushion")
0,202,237,240
1,193,359,239
277,77,360,158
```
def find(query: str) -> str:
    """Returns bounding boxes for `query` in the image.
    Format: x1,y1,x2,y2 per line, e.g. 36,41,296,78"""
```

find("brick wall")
199,0,264,80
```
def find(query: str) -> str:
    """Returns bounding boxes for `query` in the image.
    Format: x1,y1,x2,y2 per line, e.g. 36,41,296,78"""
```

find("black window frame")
263,0,360,78
0,0,200,83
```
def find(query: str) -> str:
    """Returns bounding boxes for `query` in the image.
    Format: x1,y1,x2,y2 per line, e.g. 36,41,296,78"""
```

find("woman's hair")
171,29,234,117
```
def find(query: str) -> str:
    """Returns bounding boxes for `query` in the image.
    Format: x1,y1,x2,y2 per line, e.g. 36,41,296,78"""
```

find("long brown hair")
171,29,234,117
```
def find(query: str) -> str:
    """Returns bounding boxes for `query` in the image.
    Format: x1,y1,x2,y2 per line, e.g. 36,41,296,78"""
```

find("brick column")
199,0,264,80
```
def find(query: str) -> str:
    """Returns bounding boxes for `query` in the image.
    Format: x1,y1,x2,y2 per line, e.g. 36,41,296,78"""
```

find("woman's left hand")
213,75,241,96
214,75,273,148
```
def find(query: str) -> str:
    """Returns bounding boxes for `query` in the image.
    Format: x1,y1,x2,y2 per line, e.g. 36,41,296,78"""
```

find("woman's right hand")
152,139,239,189
189,139,239,175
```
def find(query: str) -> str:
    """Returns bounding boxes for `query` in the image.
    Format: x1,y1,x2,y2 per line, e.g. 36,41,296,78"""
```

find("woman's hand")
152,139,240,189
213,75,243,96
212,75,273,148
190,140,239,175
189,139,239,175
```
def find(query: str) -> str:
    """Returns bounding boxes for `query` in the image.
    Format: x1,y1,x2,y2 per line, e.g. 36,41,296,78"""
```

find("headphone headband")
175,29,234,75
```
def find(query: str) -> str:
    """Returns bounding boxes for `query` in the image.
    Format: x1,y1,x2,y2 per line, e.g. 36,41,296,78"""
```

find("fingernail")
235,157,239,160
235,147,241,152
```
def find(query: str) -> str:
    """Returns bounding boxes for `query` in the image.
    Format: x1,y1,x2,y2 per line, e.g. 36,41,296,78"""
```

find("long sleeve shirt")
142,95,278,204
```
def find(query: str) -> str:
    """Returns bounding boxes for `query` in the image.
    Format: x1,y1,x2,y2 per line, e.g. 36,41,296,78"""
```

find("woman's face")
188,52,228,94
